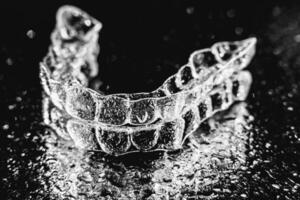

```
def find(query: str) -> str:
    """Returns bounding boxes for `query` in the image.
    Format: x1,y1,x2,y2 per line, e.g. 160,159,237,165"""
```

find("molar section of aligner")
156,118,185,150
78,42,100,79
210,90,226,112
197,97,213,121
231,71,252,101
209,78,237,113
73,23,100,79
95,127,131,155
196,78,235,120
183,87,202,111
161,75,182,95
211,65,235,87
65,85,97,121
222,79,234,109
175,65,198,89
212,38,257,70
66,119,98,149
51,5,102,59
188,49,219,75
209,84,232,115
67,59,91,87
131,125,160,151
56,5,102,42
97,95,130,126
41,48,68,80
236,38,257,70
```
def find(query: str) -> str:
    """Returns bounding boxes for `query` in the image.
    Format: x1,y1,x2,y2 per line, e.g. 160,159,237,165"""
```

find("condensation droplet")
26,29,36,39
287,106,294,111
186,7,195,15
8,104,16,110
265,142,271,148
6,58,13,66
272,184,280,190
2,124,9,130
294,34,300,43
272,6,281,17
16,97,22,102
235,27,243,35
227,9,236,18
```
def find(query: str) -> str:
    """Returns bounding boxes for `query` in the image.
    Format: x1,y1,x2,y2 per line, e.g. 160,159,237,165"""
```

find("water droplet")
16,97,22,102
2,124,9,130
227,9,235,18
8,104,16,110
294,34,300,43
186,7,195,15
272,6,281,17
26,29,36,39
235,27,243,35
265,143,271,148
272,184,280,190
6,58,13,66
287,106,294,111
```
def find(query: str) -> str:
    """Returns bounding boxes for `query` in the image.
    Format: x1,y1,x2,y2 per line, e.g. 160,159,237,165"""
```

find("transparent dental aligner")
42,71,251,155
40,5,256,155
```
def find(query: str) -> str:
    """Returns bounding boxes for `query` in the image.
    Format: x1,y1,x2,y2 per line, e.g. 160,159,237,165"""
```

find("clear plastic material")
40,5,256,155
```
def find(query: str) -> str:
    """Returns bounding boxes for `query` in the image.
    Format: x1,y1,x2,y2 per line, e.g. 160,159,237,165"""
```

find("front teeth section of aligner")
63,83,186,126
94,118,186,155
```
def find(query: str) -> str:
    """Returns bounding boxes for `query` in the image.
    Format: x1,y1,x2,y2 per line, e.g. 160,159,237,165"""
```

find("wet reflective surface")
1,1,300,199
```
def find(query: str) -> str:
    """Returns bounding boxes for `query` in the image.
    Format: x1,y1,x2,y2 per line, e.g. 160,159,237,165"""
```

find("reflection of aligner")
40,5,256,155
42,103,250,199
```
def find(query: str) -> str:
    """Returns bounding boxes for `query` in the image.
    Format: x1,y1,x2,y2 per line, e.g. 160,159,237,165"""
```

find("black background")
1,0,300,199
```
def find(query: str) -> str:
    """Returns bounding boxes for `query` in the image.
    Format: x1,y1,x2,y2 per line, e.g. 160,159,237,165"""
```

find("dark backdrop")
1,0,300,199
